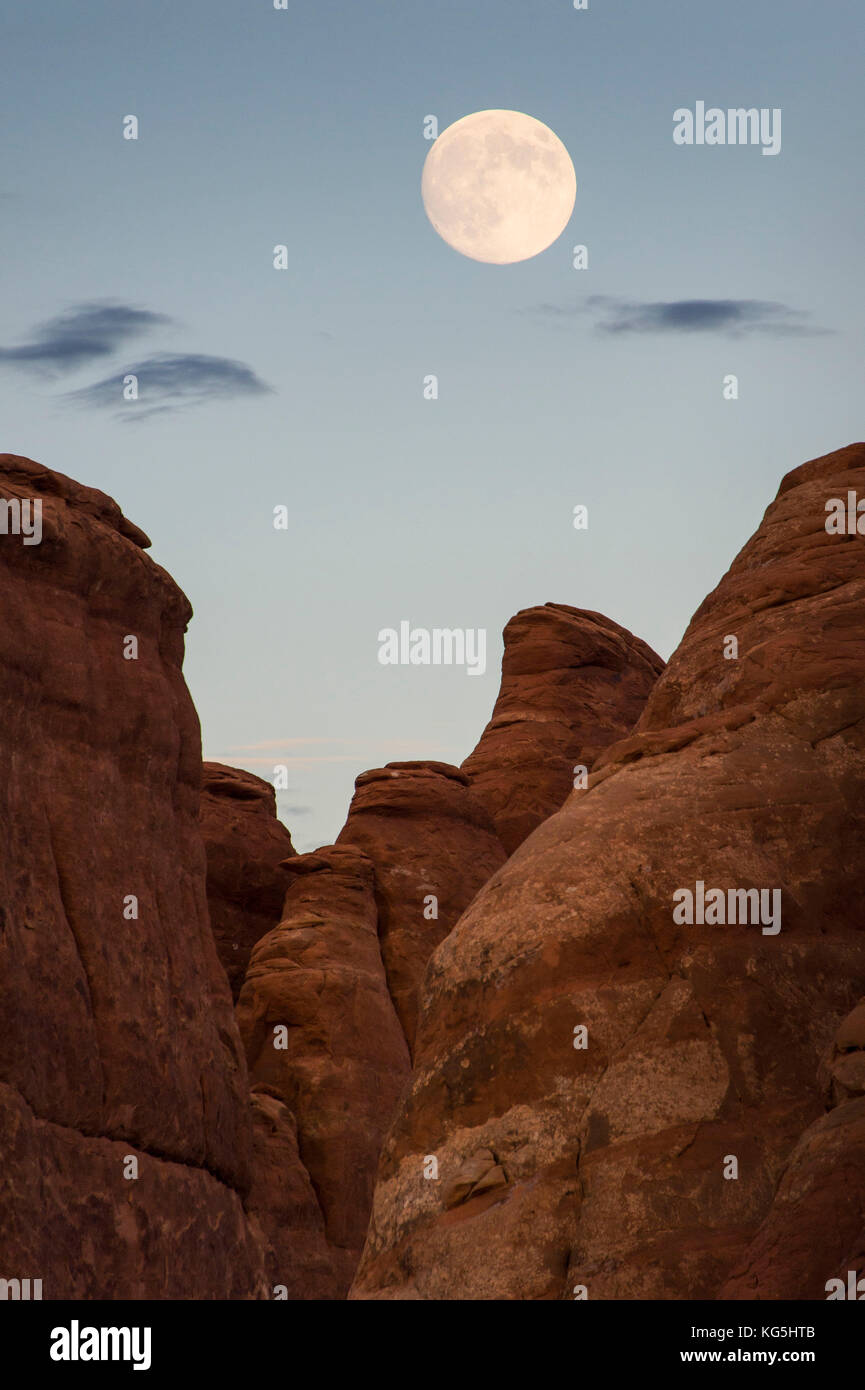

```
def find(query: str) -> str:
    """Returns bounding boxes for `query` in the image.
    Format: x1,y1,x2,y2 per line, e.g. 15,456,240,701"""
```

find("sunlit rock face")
462,602,664,855
351,444,865,1302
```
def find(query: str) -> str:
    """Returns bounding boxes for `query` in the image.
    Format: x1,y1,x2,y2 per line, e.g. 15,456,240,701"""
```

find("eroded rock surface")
0,454,267,1298
719,998,865,1300
237,844,411,1295
246,1085,336,1300
351,443,865,1301
200,761,295,998
462,603,664,854
336,762,507,1052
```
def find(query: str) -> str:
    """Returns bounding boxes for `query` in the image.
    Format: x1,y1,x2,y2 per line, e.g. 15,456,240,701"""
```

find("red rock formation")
246,1085,337,1300
199,761,295,998
719,999,865,1300
462,604,664,854
237,844,411,1296
350,443,865,1301
0,454,267,1298
336,762,507,1051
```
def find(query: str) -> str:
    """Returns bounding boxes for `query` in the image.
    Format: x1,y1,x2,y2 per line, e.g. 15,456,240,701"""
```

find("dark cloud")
526,296,829,337
0,301,171,372
67,352,273,420
278,805,312,817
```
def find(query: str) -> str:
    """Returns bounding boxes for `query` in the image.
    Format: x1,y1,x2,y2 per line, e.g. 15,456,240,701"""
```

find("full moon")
421,109,577,265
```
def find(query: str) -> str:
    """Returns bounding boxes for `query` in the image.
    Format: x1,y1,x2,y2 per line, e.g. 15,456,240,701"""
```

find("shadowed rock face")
350,443,865,1302
200,761,295,998
246,1086,337,1301
0,455,267,1298
716,1100,865,1302
336,762,507,1053
461,604,664,854
236,844,411,1296
719,998,865,1301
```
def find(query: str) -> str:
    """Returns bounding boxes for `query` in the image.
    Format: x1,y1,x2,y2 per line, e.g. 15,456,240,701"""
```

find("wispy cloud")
0,301,170,373
206,739,462,768
227,738,338,751
206,755,381,766
0,301,272,418
67,352,273,420
526,296,829,337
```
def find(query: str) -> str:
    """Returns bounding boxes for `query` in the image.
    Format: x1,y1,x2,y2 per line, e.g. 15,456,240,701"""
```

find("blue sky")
2,0,863,848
